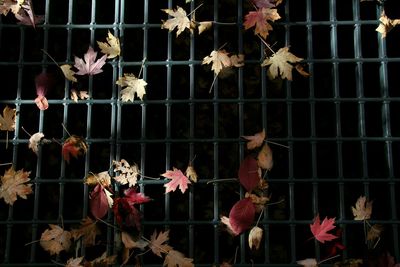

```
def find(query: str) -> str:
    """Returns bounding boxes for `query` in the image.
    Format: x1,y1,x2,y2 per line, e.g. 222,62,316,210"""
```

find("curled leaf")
257,143,273,170
29,132,50,154
34,95,49,110
248,226,263,250
242,129,265,150
198,21,212,34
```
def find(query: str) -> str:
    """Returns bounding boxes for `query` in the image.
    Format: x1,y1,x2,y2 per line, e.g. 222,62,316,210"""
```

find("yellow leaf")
185,165,198,183
85,171,111,187
97,31,120,59
116,74,147,101
162,6,191,36
198,21,212,34
202,50,232,76
248,226,263,250
261,47,303,80
0,167,32,205
351,195,373,220
297,258,318,267
60,64,77,82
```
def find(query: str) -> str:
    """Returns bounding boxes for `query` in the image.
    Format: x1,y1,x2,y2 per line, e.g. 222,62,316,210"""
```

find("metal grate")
1,0,400,266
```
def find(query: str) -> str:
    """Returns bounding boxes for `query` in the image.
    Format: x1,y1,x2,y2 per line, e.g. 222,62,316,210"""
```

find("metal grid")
1,0,400,266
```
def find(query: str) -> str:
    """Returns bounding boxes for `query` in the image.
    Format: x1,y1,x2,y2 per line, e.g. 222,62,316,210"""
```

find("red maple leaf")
310,214,338,243
161,167,191,194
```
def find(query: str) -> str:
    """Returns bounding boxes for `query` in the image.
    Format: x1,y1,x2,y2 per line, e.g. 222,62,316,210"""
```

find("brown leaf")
198,21,212,34
85,171,111,187
121,232,149,249
164,249,194,267
295,63,310,77
0,167,32,205
0,106,16,132
367,224,383,242
149,230,173,257
351,195,373,220
242,129,265,150
66,257,84,267
185,165,198,183
257,143,273,170
71,217,100,247
40,224,72,255
162,6,192,36
245,192,270,212
333,259,363,267
87,251,117,266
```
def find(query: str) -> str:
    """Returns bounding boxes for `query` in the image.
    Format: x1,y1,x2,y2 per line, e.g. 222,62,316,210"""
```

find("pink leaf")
229,198,255,235
162,167,191,194
74,46,107,76
123,187,151,205
238,156,260,192
34,95,49,110
90,184,109,219
252,0,275,8
310,214,338,243
35,73,53,96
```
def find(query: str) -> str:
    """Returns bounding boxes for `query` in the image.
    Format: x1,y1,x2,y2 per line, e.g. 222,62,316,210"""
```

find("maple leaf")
164,249,194,267
60,64,77,82
15,0,44,27
376,11,400,39
149,230,173,257
85,171,111,187
88,251,117,266
0,167,32,205
0,0,23,16
90,184,111,219
248,226,263,250
40,224,72,255
28,132,50,154
116,73,147,101
0,106,16,132
162,6,192,36
202,49,232,76
243,129,265,150
351,195,373,220
262,47,303,80
162,167,191,194
252,0,275,8
257,143,273,170
65,257,84,267
121,232,149,249
71,216,100,247
243,8,280,39
74,46,107,76
123,187,151,205
112,159,140,187
297,258,318,267
71,89,89,102
310,214,338,243
97,31,121,59
238,155,260,192
62,135,88,163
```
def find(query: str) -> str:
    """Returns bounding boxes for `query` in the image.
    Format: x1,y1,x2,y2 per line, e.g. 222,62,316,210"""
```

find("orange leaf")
0,167,32,205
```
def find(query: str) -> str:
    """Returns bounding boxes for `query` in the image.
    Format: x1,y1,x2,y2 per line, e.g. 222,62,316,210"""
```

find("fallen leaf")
62,135,88,163
79,91,89,99
198,21,212,34
40,224,72,255
71,217,100,247
65,257,84,267
261,46,303,80
0,167,32,205
113,159,140,187
295,63,310,77
116,73,147,101
74,46,107,76
185,165,198,183
243,8,280,39
97,31,120,59
60,64,77,82
0,0,23,16
0,106,16,132
88,251,117,266
252,0,275,8
245,192,269,212
162,167,191,194
71,89,79,102
257,143,273,170
202,49,232,76
34,95,49,111
310,214,338,243
15,0,43,27
220,215,239,236
164,249,194,267
230,54,245,67
351,195,373,220
121,232,149,249
162,6,192,36
229,197,256,235
123,187,151,205
90,184,110,219
376,11,400,39
149,230,173,257
248,226,263,250
367,224,383,243
243,129,265,149
85,171,111,187
70,89,88,102
238,155,261,192
297,258,318,267
29,132,50,154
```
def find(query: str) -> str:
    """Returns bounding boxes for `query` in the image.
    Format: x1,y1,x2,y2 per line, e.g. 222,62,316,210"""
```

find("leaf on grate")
62,135,88,163
202,50,232,76
87,251,117,266
74,46,107,76
248,226,263,250
0,0,23,16
185,164,198,183
243,129,265,150
65,257,84,267
71,89,89,102
164,249,194,267
71,217,100,247
161,6,192,36
116,73,147,102
85,171,111,187
257,143,273,170
40,224,72,255
243,7,280,39
0,105,16,132
60,64,77,82
149,229,173,257
90,184,112,219
29,132,50,154
261,46,303,80
351,195,373,220
162,167,191,194
112,159,140,187
367,224,383,244
245,192,270,213
198,21,212,34
310,214,338,243
238,155,260,192
0,166,32,205
121,232,149,250
376,11,400,39
97,31,120,59
296,258,318,267
15,0,44,27
228,197,256,235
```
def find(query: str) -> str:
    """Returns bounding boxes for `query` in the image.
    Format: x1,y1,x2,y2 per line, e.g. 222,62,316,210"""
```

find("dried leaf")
367,224,383,242
202,49,232,76
88,251,117,266
0,0,23,16
65,257,84,267
257,143,273,170
121,232,149,249
243,129,265,150
297,258,318,267
116,73,147,101
74,46,107,76
40,224,72,255
333,259,363,267
62,135,88,163
162,167,191,194
97,31,120,59
71,89,79,103
248,226,263,250
351,195,373,220
243,8,280,39
164,249,194,267
220,215,239,236
28,132,46,154
85,171,111,187
34,95,49,111
245,192,269,212
0,167,32,205
376,11,400,39
71,217,100,247
310,214,338,243
295,63,310,77
198,21,212,34
113,159,140,187
0,106,16,132
60,64,77,82
71,89,89,102
185,165,198,183
149,230,173,257
261,46,303,80
238,156,260,192
162,6,191,36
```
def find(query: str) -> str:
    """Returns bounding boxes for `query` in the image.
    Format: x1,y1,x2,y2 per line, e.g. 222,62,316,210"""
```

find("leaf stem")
208,74,218,94
61,123,72,137
187,3,204,17
24,239,41,246
136,248,152,257
139,174,160,180
206,178,238,184
255,208,264,227
41,49,60,67
21,126,32,137
50,260,65,266
137,57,147,79
0,162,12,166
97,217,123,232
266,198,285,206
257,35,276,55
233,246,239,264
265,140,289,149
318,254,341,265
